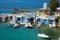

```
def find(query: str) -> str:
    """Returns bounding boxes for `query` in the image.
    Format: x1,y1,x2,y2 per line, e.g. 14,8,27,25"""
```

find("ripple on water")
0,23,45,40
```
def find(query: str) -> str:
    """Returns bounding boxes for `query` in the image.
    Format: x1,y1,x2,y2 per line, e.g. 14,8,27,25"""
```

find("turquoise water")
0,23,45,40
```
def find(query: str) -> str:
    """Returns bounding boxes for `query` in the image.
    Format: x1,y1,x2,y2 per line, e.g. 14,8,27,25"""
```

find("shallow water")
0,23,45,40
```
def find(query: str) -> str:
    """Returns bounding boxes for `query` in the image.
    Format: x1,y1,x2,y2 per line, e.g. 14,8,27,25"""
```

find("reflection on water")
0,23,45,40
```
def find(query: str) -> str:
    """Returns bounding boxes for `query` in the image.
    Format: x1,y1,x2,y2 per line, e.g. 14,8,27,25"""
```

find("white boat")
37,22,42,27
8,21,15,26
37,34,49,38
28,23,32,27
20,22,27,25
13,23,19,28
25,23,32,28
49,21,56,28
25,24,28,27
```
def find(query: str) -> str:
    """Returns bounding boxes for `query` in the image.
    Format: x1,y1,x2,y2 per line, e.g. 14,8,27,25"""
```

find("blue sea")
0,23,46,40
0,0,50,13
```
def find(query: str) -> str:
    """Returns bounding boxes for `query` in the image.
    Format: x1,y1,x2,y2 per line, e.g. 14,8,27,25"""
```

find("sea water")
0,23,45,40
0,0,50,13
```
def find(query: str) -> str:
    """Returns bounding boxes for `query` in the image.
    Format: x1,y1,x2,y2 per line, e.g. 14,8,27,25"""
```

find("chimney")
43,3,47,9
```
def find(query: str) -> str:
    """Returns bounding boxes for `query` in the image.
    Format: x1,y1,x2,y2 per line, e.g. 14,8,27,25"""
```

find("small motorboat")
28,23,32,28
25,23,33,28
37,22,42,27
25,24,28,27
8,21,15,26
13,23,19,28
37,34,49,38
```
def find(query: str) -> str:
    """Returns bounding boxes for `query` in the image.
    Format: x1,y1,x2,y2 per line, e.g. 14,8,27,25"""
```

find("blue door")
16,17,22,21
49,19,54,23
37,18,43,22
43,19,48,24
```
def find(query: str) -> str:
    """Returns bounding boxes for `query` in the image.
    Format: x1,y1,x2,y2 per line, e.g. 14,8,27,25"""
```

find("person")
55,18,58,27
